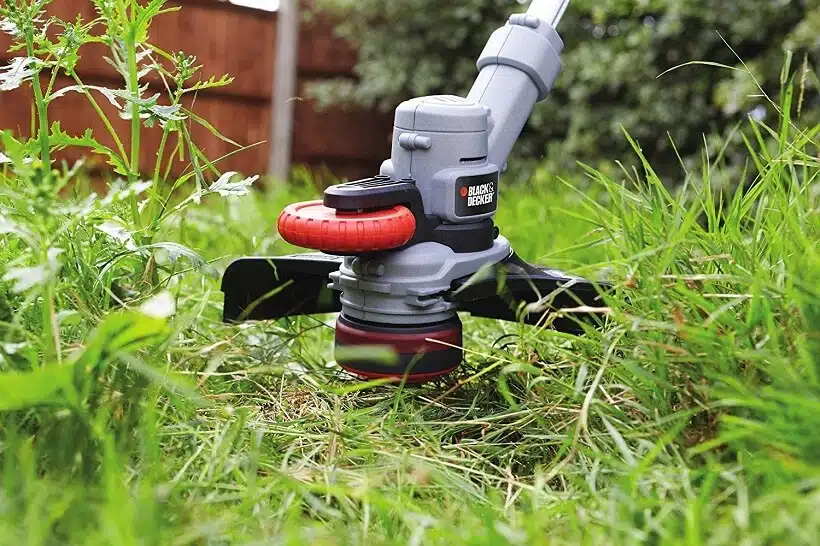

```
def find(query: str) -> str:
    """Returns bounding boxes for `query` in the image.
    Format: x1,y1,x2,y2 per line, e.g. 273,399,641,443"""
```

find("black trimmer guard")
221,252,610,381
221,252,609,333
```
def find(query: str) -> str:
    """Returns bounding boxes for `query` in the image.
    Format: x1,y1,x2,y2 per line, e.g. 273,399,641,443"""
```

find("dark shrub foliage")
309,0,818,179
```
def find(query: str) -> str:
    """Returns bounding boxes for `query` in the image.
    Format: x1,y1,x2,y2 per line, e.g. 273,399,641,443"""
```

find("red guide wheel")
278,201,416,253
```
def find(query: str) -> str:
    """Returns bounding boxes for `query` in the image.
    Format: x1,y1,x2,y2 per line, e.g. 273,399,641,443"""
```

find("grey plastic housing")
330,236,512,325
380,14,564,227
345,5,568,327
384,96,498,225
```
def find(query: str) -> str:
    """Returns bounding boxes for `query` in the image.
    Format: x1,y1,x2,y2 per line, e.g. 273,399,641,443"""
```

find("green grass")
1,1,819,542
1,111,818,544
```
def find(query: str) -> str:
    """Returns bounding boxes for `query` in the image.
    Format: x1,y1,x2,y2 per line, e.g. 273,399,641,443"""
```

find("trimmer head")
220,0,611,383
221,245,609,383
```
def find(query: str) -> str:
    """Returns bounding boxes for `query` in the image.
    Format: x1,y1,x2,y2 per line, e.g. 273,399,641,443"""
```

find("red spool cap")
335,315,463,384
278,200,416,253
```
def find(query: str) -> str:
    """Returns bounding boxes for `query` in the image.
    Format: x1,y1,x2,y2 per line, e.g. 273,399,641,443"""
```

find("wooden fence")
0,0,393,181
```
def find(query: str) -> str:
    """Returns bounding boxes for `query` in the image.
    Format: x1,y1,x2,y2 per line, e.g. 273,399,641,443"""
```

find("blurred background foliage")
308,0,819,183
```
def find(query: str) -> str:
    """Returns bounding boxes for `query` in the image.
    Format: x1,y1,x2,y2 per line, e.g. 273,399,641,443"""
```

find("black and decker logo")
465,181,495,207
455,173,499,217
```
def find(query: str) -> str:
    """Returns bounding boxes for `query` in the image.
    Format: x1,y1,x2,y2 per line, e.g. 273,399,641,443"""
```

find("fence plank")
0,0,277,101
298,17,358,76
292,82,392,163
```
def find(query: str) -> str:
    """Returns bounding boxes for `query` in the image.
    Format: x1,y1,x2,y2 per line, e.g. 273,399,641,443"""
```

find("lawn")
2,117,818,543
1,2,819,544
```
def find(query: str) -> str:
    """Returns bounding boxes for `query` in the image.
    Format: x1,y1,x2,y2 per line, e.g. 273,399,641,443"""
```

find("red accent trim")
277,200,416,253
339,364,459,384
335,320,461,354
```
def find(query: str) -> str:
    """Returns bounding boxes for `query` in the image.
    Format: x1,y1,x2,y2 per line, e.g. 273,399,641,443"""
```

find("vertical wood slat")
293,10,393,180
0,0,277,100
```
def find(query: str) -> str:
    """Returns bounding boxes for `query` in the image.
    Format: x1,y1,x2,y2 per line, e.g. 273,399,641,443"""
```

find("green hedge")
308,0,818,179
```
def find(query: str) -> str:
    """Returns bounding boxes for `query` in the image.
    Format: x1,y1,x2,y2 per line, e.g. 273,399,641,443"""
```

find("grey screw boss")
221,0,610,383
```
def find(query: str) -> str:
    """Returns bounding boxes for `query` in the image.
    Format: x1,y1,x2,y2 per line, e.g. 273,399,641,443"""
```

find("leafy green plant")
0,0,256,479
0,0,253,245
0,0,264,320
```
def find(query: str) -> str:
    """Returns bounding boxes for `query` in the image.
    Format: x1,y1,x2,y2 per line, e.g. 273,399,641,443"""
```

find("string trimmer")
221,0,609,383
